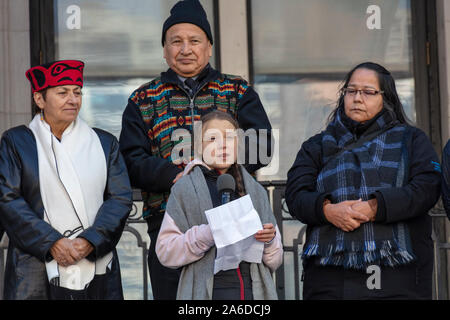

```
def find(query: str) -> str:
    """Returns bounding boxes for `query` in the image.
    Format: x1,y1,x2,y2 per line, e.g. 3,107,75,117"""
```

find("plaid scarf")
302,108,415,270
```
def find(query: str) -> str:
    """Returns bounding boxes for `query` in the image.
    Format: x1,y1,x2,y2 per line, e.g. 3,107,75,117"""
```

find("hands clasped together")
323,199,378,232
50,238,94,267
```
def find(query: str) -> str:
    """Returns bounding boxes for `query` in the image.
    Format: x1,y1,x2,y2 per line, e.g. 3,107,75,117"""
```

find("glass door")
250,0,417,300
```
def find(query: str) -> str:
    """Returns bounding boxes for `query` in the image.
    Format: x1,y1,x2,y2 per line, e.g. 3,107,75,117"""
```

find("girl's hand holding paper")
254,223,276,243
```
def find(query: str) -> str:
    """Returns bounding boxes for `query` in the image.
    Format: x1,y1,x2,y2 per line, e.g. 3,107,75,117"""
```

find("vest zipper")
177,82,209,159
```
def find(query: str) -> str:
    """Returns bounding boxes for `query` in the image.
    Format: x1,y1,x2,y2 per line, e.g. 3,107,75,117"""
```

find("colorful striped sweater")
119,66,272,230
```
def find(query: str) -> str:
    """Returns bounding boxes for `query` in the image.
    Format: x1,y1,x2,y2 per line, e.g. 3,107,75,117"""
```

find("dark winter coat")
442,140,450,218
286,118,441,299
0,125,132,300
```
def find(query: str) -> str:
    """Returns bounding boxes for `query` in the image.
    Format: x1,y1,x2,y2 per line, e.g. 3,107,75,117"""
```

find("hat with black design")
26,60,84,93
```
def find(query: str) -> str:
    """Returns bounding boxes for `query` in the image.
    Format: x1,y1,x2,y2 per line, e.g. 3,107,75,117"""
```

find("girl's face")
201,118,238,172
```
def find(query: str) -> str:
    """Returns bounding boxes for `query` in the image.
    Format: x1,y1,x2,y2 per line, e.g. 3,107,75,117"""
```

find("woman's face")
34,85,82,127
344,68,383,123
202,119,238,171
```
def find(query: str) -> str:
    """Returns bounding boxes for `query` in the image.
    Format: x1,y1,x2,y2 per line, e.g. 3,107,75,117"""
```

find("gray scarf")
166,165,278,300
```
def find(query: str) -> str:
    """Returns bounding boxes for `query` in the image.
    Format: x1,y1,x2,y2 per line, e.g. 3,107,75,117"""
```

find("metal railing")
262,182,450,300
430,208,450,300
123,199,149,300
1,183,449,300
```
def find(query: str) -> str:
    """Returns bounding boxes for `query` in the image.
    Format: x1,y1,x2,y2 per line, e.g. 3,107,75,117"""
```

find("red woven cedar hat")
26,60,84,93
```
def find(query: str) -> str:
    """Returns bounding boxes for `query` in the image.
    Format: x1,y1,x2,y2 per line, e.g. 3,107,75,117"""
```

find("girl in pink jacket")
156,111,283,300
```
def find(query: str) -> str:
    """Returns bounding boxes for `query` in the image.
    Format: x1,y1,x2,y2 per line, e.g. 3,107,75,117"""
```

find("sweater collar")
200,165,227,179
161,63,220,89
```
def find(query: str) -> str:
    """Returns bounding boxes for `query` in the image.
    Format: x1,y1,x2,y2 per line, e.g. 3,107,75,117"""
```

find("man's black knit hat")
161,0,213,46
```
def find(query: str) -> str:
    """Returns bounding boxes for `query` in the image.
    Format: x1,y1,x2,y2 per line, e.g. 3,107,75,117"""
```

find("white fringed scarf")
29,114,113,290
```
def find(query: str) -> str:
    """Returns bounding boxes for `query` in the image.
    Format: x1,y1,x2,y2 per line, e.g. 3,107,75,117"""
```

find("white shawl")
29,114,113,290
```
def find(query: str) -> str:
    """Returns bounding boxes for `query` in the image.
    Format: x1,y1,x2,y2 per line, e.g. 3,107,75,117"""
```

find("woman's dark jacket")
285,118,441,298
442,140,450,218
0,125,133,300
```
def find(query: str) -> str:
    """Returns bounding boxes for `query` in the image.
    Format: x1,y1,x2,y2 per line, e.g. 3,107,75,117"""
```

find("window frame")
29,0,221,110
246,0,441,149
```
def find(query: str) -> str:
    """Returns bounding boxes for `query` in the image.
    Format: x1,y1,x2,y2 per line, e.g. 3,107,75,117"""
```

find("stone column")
0,0,31,136
436,0,450,300
0,0,31,299
218,0,249,82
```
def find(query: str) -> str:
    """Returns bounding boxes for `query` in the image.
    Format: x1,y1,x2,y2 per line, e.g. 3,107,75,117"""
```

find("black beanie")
162,0,213,46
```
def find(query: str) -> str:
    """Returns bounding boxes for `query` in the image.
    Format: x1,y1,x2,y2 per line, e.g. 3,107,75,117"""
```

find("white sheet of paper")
205,194,265,273
205,194,263,248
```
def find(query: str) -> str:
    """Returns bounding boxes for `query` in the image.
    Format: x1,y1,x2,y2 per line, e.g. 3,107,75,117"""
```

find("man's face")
163,23,212,78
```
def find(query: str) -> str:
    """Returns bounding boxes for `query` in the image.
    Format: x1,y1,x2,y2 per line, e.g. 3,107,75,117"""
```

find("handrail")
1,184,449,300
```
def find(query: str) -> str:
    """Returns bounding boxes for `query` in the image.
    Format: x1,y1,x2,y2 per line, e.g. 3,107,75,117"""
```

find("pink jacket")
156,212,283,272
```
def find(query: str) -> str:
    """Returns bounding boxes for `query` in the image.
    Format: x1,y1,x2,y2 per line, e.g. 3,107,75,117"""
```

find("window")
251,0,415,181
54,0,216,137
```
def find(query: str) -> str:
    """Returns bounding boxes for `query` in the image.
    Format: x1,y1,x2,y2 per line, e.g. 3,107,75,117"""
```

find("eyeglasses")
342,88,384,98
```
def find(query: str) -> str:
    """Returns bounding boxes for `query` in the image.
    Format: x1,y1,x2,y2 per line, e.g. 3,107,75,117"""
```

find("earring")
40,110,44,121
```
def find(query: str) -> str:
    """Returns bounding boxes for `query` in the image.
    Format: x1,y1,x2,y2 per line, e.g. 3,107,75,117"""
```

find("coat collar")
160,64,221,91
